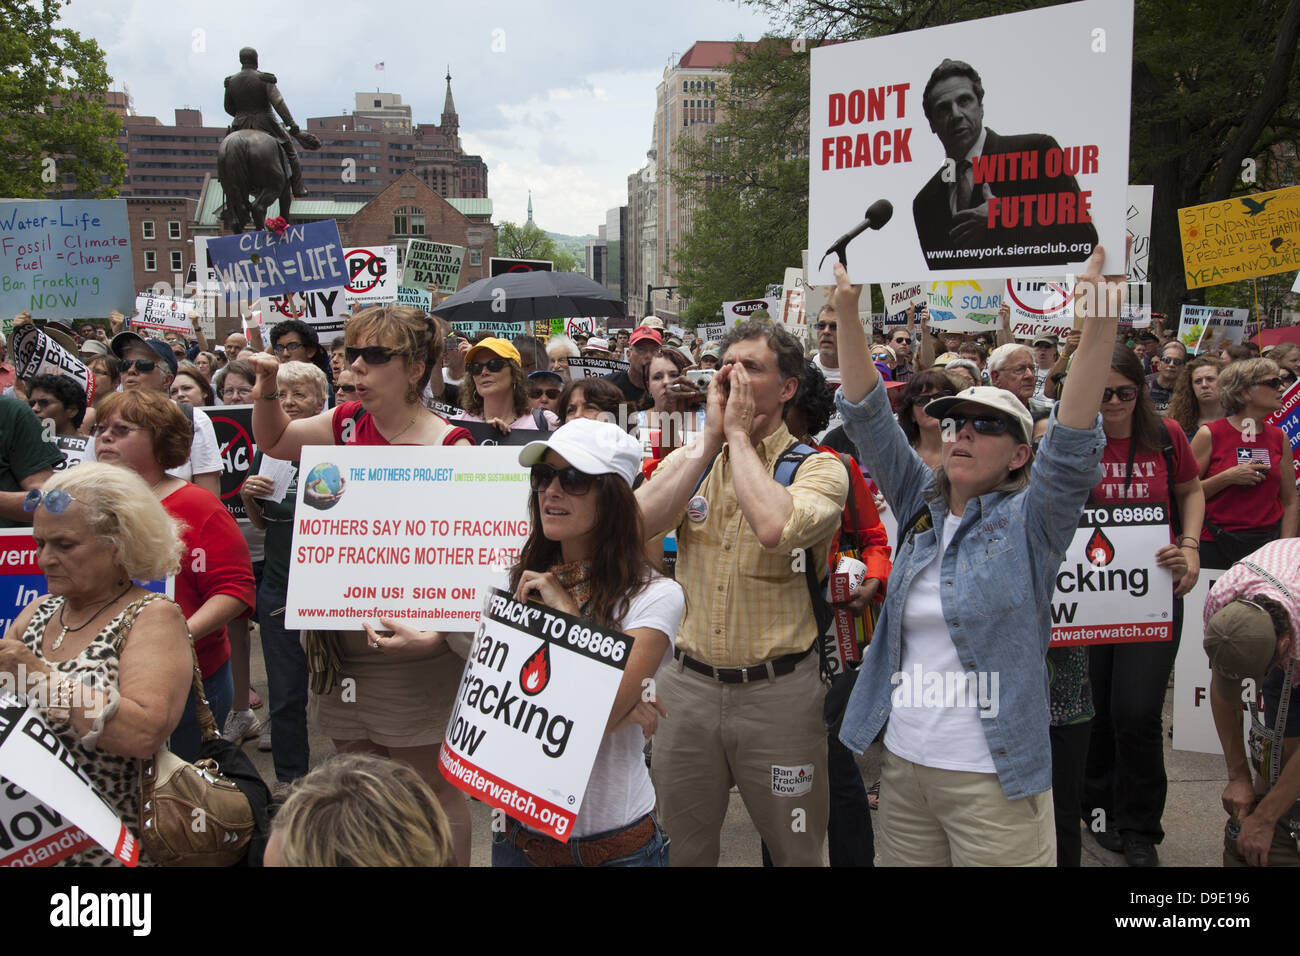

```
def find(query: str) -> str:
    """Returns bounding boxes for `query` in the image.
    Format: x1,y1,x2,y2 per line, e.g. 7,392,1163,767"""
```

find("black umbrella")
430,271,626,324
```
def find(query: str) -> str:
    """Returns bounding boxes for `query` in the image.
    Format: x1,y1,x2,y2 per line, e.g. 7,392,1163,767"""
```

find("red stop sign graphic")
347,250,384,294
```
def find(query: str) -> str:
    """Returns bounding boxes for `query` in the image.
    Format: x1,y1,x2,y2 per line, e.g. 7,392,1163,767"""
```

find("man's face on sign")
927,76,984,160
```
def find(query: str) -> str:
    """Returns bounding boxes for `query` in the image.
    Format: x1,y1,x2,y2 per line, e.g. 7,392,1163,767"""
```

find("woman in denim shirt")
828,247,1122,865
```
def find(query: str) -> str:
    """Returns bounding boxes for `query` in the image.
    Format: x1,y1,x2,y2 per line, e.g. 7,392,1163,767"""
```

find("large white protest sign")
566,357,628,381
344,246,397,306
266,286,350,335
0,695,138,865
132,293,195,335
285,446,531,630
11,324,94,403
923,280,1003,332
696,322,726,343
723,297,781,323
1178,304,1248,353
1127,185,1153,282
808,0,1132,283
1049,503,1175,647
1005,277,1075,341
439,589,632,841
884,282,926,321
1171,571,1250,755
778,267,808,332
404,240,465,291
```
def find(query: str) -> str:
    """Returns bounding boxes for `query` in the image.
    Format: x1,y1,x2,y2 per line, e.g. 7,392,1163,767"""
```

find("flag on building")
375,62,385,70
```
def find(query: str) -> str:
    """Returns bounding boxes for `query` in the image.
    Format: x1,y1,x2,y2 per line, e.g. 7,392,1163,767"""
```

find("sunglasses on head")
345,346,403,365
530,463,596,496
23,488,85,514
1101,385,1139,403
944,414,1013,436
1255,377,1284,390
121,358,157,374
468,357,510,376
529,387,561,400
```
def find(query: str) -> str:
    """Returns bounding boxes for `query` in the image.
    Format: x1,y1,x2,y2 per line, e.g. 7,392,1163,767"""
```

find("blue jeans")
169,658,233,761
491,813,669,867
257,580,309,781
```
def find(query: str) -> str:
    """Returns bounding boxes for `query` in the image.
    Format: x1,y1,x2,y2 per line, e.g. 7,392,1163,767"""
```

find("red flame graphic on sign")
520,643,551,696
1086,527,1116,567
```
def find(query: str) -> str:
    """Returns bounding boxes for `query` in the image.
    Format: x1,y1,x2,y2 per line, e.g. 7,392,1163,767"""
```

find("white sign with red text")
344,246,397,307
439,589,631,841
132,294,196,334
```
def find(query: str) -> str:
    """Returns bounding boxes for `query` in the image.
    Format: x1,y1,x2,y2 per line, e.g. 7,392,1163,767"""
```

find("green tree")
0,0,125,198
495,221,578,272
673,0,1300,320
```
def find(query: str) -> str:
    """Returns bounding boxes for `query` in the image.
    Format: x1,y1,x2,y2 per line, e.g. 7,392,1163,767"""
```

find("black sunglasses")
345,346,403,365
468,357,510,376
337,384,358,395
529,387,561,400
1159,356,1185,367
530,463,596,496
1101,385,1139,403
121,358,157,374
944,414,1013,436
1255,377,1284,390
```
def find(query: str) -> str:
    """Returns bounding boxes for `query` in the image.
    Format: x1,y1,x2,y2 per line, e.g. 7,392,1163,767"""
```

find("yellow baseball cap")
465,337,521,367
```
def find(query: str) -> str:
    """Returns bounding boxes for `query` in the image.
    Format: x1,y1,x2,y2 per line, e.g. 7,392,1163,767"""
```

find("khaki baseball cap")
924,385,1034,445
1204,599,1279,683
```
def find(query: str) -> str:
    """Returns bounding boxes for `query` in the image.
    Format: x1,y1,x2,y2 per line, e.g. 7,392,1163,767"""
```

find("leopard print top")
19,593,175,867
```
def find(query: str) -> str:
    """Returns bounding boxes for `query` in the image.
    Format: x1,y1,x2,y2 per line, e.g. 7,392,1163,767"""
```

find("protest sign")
11,324,94,403
1293,271,1300,293
0,199,134,318
803,284,874,331
0,694,138,865
404,240,465,291
449,318,528,338
1178,304,1248,353
0,780,98,867
807,0,1131,284
206,220,348,299
1171,572,1250,755
884,282,926,321
1127,185,1153,282
397,285,432,311
52,436,89,472
285,446,532,630
490,257,553,276
723,298,781,323
439,588,632,841
201,404,257,521
696,322,726,342
344,246,396,306
1049,503,1175,648
448,419,549,447
1265,380,1300,493
132,293,196,335
566,357,628,381
565,317,596,338
1178,184,1300,289
778,267,808,332
1004,277,1074,341
266,286,350,335
922,280,1003,333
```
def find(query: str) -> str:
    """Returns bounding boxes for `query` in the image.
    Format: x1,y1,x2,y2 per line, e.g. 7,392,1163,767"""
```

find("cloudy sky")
56,0,778,235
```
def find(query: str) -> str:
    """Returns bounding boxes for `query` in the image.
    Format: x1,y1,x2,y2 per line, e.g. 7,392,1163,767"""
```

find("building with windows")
125,197,197,293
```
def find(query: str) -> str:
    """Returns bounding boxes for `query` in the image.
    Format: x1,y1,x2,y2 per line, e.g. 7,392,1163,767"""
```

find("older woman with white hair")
547,335,580,383
0,463,192,865
240,361,329,783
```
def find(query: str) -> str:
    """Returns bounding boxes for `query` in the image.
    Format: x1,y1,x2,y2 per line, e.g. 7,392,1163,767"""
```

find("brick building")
124,197,197,294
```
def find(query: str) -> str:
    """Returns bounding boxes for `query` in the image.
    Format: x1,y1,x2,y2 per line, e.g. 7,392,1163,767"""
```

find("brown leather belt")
511,814,656,867
674,645,813,683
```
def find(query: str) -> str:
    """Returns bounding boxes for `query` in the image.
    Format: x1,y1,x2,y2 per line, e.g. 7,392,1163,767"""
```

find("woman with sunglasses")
249,304,477,865
830,246,1121,866
0,464,193,865
1078,344,1204,867
456,338,557,434
897,369,957,469
527,369,565,415
1168,355,1224,439
91,389,256,762
1191,357,1298,569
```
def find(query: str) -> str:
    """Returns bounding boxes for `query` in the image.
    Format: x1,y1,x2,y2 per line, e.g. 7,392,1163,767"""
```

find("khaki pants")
652,651,828,866
877,748,1056,866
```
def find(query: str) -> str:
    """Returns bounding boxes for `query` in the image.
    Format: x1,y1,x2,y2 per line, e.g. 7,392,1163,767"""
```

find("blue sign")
205,220,348,299
0,200,135,319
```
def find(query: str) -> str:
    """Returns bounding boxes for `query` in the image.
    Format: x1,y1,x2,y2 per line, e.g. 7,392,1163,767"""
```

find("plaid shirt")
663,423,849,667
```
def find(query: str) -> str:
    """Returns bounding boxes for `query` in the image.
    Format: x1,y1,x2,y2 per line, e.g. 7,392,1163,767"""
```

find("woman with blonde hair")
0,463,193,865
265,752,453,867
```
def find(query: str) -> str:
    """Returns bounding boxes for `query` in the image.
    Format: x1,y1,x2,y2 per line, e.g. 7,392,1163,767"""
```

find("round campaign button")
687,495,709,522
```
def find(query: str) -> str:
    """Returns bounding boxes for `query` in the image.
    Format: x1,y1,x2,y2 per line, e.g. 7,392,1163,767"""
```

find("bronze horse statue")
217,128,318,233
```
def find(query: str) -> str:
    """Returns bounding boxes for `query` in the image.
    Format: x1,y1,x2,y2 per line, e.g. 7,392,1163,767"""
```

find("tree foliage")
671,0,1300,320
495,221,578,272
0,0,125,198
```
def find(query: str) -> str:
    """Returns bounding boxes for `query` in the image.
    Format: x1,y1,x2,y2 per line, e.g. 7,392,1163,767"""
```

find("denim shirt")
834,380,1105,799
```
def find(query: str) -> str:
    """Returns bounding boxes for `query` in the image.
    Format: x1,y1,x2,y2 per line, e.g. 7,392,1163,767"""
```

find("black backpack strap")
532,408,550,431
1159,424,1182,538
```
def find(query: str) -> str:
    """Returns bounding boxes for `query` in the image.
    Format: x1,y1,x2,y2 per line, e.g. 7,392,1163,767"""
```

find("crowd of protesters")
0,255,1297,869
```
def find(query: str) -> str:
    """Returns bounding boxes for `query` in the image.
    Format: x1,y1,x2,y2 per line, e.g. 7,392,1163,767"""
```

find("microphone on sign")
819,199,894,270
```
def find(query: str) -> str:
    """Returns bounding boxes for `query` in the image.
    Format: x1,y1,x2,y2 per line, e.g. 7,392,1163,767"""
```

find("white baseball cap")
517,418,642,487
924,385,1034,444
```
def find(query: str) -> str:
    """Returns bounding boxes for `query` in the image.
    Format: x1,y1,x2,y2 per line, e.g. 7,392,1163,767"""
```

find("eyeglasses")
90,422,143,440
816,322,837,332
944,414,1013,436
121,359,157,374
529,387,561,400
272,341,306,355
910,391,952,406
23,488,88,514
1160,356,1185,367
345,346,403,366
468,357,510,377
530,463,596,496
871,353,892,362
1001,364,1036,376
1254,377,1284,390
337,384,358,395
222,385,255,400
1101,385,1139,403
892,337,910,345
27,397,55,410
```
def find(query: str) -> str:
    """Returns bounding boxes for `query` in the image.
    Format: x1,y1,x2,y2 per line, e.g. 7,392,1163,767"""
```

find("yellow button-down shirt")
663,423,850,667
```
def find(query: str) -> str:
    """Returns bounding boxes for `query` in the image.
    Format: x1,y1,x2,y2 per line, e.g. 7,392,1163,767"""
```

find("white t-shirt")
84,402,222,481
883,512,997,774
812,353,842,385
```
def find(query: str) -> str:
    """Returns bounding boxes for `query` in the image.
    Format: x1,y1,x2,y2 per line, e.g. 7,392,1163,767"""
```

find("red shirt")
1092,418,1199,513
330,400,472,446
1201,417,1287,537
161,483,256,677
